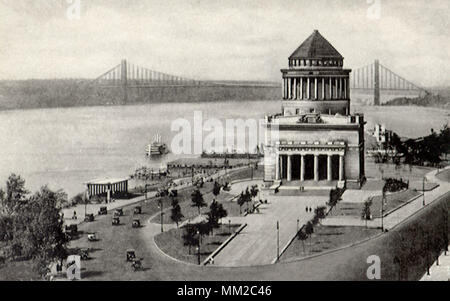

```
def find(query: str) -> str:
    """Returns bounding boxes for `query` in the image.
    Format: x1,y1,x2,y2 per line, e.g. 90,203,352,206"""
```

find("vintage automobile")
114,208,123,217
131,258,142,271
84,213,94,222
80,248,89,260
133,206,142,214
126,249,136,262
87,232,98,242
98,206,107,215
132,219,141,228
112,217,120,225
64,224,78,239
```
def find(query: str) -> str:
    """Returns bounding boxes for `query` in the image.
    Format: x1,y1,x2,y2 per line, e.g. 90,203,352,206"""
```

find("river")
0,101,448,197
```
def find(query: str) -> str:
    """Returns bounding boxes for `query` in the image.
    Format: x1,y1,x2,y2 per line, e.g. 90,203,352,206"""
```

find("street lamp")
422,177,426,206
296,219,299,233
197,230,201,265
228,219,231,235
158,199,164,233
276,221,280,262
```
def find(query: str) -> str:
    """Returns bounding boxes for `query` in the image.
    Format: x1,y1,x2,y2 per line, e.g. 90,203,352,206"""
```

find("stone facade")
264,30,365,188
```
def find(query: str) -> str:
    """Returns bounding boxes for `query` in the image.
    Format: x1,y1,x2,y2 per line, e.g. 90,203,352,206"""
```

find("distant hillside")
0,79,280,111
383,89,450,109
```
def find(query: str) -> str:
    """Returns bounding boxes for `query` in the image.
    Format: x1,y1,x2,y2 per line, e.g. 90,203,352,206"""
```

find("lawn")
365,158,434,181
154,223,241,265
329,189,421,218
436,168,450,183
280,225,379,262
150,189,242,224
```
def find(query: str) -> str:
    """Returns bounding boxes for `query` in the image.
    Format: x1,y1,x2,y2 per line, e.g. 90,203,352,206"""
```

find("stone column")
307,77,310,99
288,78,291,99
293,78,297,100
322,78,325,100
287,155,292,181
327,155,332,181
339,155,344,181
329,77,333,99
299,78,303,99
280,155,284,179
314,78,318,99
314,154,319,182
344,78,347,99
300,155,305,181
282,78,285,99
335,78,339,99
275,154,280,180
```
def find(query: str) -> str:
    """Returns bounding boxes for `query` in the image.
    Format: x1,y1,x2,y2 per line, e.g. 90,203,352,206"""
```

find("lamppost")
381,189,385,232
422,177,426,206
296,219,299,233
228,219,231,235
158,199,164,233
197,230,201,265
276,221,280,262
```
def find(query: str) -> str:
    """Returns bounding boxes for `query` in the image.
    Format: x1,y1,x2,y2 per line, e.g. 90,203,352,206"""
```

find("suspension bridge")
92,59,426,105
350,60,427,105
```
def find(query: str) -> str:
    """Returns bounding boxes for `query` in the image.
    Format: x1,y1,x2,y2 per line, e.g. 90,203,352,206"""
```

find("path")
213,194,328,266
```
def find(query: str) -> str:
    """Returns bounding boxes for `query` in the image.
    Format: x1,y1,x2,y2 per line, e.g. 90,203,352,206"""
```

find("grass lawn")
436,169,450,182
365,158,434,181
280,225,380,262
150,167,256,224
329,189,421,218
154,223,241,265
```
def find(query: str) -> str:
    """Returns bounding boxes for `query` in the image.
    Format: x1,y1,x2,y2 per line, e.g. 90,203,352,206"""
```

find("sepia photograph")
0,0,448,289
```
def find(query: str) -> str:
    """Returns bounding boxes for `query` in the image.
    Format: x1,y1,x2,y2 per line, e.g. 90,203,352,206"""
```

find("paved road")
213,194,328,266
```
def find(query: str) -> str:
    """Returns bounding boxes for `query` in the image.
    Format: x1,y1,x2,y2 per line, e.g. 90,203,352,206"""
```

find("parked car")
126,249,136,262
87,232,98,242
80,248,89,260
112,217,120,225
65,224,78,239
98,206,107,215
132,219,141,228
84,213,94,222
114,208,123,217
131,258,142,271
133,206,142,214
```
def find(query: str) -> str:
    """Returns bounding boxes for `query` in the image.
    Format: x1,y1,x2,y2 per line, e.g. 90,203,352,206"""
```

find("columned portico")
274,141,346,183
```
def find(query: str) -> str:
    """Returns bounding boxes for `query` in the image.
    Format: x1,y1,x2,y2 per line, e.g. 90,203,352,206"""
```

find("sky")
0,0,449,87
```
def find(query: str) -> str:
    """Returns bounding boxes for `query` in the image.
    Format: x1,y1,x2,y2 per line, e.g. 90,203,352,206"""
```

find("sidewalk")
420,249,450,281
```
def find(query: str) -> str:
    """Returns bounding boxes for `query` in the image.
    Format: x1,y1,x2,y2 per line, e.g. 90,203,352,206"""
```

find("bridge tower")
121,59,128,103
374,59,380,106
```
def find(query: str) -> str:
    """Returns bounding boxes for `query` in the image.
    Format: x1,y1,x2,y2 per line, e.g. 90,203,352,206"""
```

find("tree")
304,221,314,249
297,229,308,254
170,198,184,228
11,186,68,276
191,189,206,215
362,198,373,228
244,187,252,211
237,192,246,215
207,199,228,231
182,224,198,255
327,188,343,212
0,174,28,215
313,206,327,225
212,181,221,198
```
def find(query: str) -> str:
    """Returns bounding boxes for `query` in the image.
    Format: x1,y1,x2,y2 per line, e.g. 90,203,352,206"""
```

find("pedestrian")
305,206,308,212
309,207,312,213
